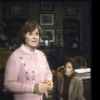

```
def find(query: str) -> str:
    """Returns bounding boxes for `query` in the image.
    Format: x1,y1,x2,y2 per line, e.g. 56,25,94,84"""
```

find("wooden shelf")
0,50,12,68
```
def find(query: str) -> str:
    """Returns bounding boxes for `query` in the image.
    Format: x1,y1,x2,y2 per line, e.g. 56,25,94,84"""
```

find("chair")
72,56,87,69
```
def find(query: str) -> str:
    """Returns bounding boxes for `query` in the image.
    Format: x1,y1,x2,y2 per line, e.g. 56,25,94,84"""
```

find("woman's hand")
34,83,48,93
44,80,53,90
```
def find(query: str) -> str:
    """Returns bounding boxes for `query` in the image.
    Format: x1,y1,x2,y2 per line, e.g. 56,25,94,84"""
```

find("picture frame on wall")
10,4,24,15
40,2,53,11
40,29,55,42
65,6,77,16
56,20,62,28
40,14,54,26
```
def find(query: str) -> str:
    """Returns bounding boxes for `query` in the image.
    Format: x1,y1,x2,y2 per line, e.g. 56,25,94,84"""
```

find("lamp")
45,40,49,46
72,43,78,49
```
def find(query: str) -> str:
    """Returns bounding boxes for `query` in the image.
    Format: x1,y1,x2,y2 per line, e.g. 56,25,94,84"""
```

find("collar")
20,44,38,55
64,73,75,81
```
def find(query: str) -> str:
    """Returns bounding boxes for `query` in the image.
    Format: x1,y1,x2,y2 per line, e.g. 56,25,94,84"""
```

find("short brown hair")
64,60,75,70
19,20,42,43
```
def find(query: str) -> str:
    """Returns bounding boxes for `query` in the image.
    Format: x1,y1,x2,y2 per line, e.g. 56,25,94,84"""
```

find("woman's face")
64,62,74,77
24,28,39,49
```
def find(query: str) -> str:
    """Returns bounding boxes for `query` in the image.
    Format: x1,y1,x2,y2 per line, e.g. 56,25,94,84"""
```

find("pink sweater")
4,44,52,100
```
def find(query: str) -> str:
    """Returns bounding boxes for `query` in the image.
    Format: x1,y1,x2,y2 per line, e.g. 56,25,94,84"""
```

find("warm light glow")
45,40,49,46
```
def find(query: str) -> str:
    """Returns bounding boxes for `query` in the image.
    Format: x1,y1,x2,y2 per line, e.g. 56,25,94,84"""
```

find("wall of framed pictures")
1,2,91,68
2,2,29,19
2,2,83,47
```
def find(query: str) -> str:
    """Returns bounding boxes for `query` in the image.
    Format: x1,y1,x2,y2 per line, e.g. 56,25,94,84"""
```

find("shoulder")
36,49,46,57
36,49,44,54
72,76,83,84
9,48,23,59
5,48,23,67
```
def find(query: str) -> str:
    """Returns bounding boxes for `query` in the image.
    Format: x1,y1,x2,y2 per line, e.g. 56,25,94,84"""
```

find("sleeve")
45,57,53,81
56,76,62,100
41,51,53,81
77,79,86,100
4,56,33,93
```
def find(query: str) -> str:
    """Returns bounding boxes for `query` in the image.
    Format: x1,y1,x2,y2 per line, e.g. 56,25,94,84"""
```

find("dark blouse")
61,73,75,100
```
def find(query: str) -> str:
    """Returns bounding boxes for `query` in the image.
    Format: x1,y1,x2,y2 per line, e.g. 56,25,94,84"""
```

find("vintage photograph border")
40,13,55,26
9,4,24,16
40,2,53,11
65,5,77,16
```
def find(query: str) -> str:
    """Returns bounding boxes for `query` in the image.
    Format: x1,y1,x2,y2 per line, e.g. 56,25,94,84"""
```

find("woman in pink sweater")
4,21,53,100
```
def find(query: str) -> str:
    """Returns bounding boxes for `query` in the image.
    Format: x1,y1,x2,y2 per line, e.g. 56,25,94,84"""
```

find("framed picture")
40,2,53,11
40,29,55,42
10,4,24,15
40,14,54,26
56,20,62,28
65,6,77,16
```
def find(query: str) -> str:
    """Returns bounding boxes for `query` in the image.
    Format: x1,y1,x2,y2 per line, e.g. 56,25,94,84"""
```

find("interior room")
0,1,92,100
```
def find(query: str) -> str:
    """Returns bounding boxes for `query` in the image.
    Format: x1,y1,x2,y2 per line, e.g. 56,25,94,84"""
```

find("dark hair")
64,60,75,70
19,20,42,44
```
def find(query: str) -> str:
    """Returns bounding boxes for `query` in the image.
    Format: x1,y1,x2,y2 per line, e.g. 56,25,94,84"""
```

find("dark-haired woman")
57,60,86,100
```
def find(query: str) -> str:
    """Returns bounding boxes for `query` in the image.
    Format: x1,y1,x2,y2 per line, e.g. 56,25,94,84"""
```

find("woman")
57,60,86,100
4,21,53,100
